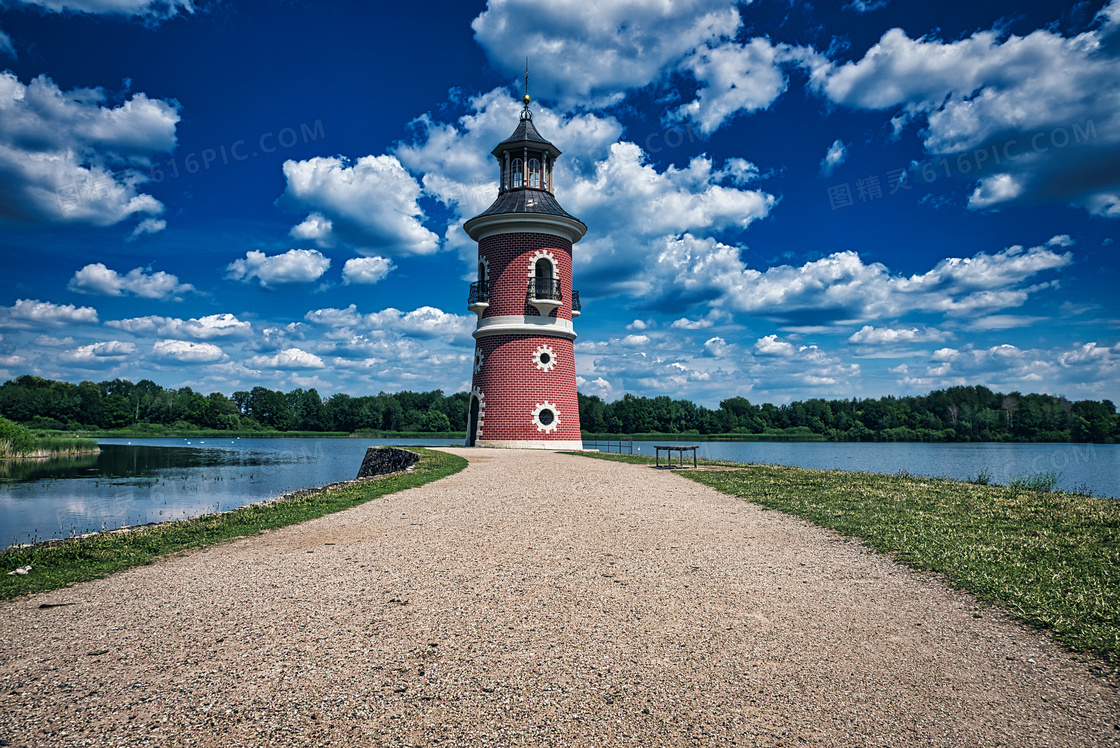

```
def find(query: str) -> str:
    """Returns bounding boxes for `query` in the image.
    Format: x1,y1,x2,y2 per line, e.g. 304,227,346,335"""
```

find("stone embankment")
356,446,420,478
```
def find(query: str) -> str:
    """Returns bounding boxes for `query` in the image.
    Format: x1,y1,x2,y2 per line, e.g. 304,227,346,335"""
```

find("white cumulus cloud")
127,217,166,240
810,7,1120,215
282,155,439,256
472,0,740,108
246,347,326,370
674,37,812,134
654,235,1073,325
152,339,225,364
225,249,331,288
342,256,395,285
305,304,475,341
0,298,98,329
58,340,136,365
819,139,848,177
849,326,953,344
0,72,177,228
107,313,252,340
68,263,195,300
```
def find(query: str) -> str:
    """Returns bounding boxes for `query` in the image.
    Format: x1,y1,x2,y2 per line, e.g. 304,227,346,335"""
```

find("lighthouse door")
467,396,480,447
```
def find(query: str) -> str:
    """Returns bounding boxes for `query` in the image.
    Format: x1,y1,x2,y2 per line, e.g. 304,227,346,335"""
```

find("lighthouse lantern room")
462,90,586,448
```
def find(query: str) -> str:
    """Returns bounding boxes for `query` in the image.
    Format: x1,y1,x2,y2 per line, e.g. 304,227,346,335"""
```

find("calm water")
612,440,1118,498
0,438,1115,546
0,437,455,546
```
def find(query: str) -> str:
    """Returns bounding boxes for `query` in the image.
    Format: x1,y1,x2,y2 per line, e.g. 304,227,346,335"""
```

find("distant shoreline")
0,447,100,461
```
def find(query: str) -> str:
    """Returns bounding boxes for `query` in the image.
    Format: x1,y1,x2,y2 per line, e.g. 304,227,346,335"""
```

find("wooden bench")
654,445,699,468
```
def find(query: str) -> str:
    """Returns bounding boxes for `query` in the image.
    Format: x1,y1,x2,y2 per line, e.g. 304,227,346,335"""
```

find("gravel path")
1,448,1117,747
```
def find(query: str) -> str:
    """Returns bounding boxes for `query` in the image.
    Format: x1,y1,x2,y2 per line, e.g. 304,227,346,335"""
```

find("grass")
571,451,1120,667
0,434,98,459
0,446,467,600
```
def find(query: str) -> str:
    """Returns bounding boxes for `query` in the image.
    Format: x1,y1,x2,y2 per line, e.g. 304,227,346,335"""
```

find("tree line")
0,375,464,434
0,375,1116,443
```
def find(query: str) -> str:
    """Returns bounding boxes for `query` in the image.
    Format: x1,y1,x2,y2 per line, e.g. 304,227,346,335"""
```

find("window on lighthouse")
534,257,558,300
478,262,487,294
512,158,523,188
528,158,541,188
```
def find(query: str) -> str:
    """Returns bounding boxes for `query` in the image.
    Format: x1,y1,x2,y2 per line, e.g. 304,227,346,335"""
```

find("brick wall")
478,232,574,320
471,334,581,441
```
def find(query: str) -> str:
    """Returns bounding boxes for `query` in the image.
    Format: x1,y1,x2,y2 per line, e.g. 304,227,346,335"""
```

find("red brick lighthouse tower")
463,91,586,448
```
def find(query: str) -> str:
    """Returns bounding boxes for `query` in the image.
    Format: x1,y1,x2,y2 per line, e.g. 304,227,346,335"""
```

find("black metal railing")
527,277,562,301
571,290,581,314
468,282,489,306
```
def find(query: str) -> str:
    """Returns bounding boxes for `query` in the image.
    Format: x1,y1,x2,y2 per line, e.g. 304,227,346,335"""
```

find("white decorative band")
473,315,576,341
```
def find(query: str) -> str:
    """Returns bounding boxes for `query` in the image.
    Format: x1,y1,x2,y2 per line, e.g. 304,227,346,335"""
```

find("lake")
0,437,1115,547
0,437,455,547
619,440,1117,497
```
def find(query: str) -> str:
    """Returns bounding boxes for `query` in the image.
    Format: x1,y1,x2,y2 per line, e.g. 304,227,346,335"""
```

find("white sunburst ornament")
474,348,485,373
469,387,486,438
532,344,556,372
531,401,560,433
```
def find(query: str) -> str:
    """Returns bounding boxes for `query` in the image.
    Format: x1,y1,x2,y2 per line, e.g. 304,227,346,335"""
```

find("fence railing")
583,437,633,454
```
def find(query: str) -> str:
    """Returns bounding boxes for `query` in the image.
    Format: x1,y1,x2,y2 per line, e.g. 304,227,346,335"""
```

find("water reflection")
0,444,292,484
0,438,451,546
0,453,100,482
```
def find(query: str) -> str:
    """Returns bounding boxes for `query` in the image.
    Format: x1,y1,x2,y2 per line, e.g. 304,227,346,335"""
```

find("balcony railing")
571,290,581,317
467,282,489,315
527,277,562,301
468,282,489,305
527,277,562,315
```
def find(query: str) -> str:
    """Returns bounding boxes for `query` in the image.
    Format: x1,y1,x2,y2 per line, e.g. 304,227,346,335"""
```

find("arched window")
478,262,487,293
511,158,523,188
535,257,552,280
528,158,541,188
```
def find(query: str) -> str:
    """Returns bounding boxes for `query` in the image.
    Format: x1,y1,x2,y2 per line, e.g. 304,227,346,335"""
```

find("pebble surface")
1,448,1117,747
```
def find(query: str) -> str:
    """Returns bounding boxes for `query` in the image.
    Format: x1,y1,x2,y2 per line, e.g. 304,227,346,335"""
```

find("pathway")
1,448,1116,746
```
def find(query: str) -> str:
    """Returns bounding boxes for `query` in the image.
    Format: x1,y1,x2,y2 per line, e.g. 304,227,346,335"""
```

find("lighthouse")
462,90,586,449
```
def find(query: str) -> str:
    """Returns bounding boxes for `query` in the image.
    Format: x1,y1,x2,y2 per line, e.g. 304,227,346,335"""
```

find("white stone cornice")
473,315,576,341
464,213,587,244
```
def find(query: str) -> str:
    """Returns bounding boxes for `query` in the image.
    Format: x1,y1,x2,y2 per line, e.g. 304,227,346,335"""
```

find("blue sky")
0,0,1117,407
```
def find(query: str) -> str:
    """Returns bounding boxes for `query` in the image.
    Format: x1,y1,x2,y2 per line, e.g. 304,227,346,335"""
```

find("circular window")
533,344,557,372
531,401,560,433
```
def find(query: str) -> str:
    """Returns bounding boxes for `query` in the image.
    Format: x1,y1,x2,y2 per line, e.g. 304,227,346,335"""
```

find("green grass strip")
1,447,467,600
571,451,1120,666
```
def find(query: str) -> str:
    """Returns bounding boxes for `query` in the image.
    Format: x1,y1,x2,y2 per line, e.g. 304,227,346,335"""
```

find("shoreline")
0,447,101,461
2,464,424,555
0,447,468,600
